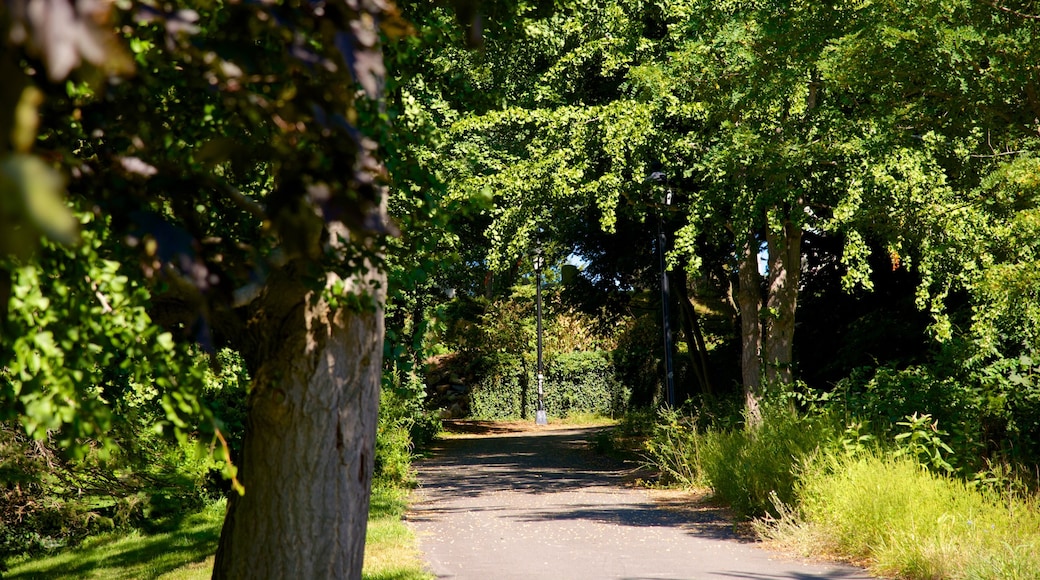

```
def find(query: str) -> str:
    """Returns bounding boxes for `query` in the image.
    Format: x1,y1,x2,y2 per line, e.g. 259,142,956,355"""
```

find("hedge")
469,351,629,419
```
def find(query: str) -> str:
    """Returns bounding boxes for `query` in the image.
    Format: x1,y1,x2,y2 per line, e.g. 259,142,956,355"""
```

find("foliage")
469,351,627,420
761,452,1040,580
0,343,246,571
0,423,225,572
613,314,663,408
641,408,706,487
834,359,1040,472
644,404,834,518
3,484,433,580
1,0,405,472
2,0,420,572
892,412,955,474
375,369,440,486
1,220,209,456
468,354,526,420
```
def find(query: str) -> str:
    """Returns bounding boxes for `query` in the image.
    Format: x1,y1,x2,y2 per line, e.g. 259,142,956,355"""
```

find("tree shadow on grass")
7,521,220,580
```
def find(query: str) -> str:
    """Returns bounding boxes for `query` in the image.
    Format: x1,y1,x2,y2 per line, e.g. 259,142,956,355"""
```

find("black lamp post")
534,247,548,425
650,172,676,407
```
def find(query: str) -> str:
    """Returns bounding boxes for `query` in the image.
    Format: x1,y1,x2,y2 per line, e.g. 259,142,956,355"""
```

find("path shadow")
415,429,624,498
412,427,747,542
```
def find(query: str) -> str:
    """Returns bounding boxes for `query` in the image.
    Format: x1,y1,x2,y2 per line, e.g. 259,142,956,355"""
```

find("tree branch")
983,0,1040,20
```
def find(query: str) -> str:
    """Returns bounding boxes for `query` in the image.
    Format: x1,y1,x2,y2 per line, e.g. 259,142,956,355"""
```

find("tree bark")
736,233,763,425
212,266,385,580
764,218,802,386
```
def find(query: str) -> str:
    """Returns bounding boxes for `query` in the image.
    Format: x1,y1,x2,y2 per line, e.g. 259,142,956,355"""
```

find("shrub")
468,354,527,419
0,424,223,570
468,351,628,419
545,351,628,418
642,407,706,487
374,423,414,486
374,372,440,486
834,358,1040,473
613,315,662,408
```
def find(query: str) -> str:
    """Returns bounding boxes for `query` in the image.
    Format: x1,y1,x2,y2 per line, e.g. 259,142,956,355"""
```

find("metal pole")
658,214,675,407
535,250,548,425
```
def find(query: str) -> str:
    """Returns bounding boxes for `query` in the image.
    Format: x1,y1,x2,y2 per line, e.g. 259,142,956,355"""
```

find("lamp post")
534,247,548,425
650,172,676,407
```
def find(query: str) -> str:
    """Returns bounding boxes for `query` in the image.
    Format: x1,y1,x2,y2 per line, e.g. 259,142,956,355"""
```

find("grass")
548,412,620,426
361,483,432,580
757,452,1040,580
643,404,832,517
640,406,1040,579
5,484,432,580
4,501,225,580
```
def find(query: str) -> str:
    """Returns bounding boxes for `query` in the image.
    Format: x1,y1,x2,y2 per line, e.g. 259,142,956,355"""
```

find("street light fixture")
534,246,548,425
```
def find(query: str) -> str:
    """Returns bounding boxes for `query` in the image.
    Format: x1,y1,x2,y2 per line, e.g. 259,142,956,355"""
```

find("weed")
892,412,955,473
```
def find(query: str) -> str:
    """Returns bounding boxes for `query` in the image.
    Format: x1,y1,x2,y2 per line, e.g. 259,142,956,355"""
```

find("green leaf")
0,154,78,248
11,86,43,153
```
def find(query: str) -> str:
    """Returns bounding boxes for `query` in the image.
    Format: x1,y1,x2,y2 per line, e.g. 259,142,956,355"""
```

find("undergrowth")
758,453,1040,579
644,403,833,518
641,402,1040,579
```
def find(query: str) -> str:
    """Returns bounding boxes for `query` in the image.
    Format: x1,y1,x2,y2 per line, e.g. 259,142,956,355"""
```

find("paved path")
407,424,875,580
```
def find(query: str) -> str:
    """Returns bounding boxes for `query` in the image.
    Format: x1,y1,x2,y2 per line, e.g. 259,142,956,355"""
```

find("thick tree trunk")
736,234,763,425
764,218,802,386
212,268,385,580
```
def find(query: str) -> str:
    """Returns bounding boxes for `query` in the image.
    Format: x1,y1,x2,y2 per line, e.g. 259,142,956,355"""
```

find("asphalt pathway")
407,424,876,580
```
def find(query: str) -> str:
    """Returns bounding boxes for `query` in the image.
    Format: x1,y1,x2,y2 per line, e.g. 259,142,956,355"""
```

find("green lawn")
5,502,225,580
5,486,431,580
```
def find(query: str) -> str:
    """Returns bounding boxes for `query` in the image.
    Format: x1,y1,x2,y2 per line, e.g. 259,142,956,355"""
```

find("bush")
702,406,834,518
469,354,527,419
468,351,628,419
614,315,662,408
374,372,441,486
374,423,414,486
642,408,706,487
835,357,1040,473
545,351,628,417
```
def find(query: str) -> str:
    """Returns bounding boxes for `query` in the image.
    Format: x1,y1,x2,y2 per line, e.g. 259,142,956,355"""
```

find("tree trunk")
673,269,712,398
737,233,763,425
764,217,802,386
212,268,385,580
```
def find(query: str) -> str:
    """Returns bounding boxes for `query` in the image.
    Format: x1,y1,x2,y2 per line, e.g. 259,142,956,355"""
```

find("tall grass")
644,404,834,518
642,405,1040,579
758,452,1040,579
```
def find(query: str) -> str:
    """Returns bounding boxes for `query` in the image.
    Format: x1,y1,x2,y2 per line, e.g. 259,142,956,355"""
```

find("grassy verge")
4,501,225,580
640,406,1040,580
757,453,1040,579
361,483,432,580
4,484,431,580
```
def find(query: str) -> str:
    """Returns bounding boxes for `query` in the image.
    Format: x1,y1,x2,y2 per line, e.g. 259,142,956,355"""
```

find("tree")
1,2,408,577
428,0,844,417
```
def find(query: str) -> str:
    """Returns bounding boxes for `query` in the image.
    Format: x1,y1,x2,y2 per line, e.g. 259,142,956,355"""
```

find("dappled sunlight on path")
409,426,876,580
